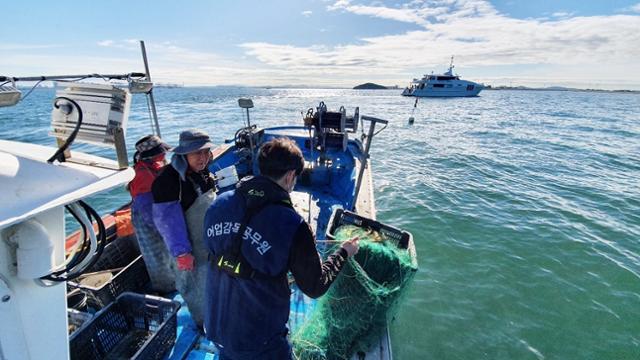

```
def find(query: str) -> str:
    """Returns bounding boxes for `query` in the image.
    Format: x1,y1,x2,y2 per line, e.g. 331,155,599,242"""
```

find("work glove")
342,236,360,257
176,253,195,271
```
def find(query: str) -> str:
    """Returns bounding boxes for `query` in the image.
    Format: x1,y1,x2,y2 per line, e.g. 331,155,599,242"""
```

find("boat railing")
352,115,388,210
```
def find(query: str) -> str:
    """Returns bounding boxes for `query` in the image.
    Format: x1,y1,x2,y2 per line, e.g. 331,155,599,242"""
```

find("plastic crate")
326,208,412,249
68,309,93,336
90,234,139,272
69,293,180,360
69,254,150,308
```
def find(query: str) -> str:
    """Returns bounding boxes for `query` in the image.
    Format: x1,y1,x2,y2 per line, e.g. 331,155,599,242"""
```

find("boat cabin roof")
0,140,133,228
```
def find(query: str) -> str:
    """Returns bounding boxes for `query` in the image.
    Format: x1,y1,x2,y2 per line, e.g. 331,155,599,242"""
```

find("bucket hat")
135,135,171,159
172,129,214,155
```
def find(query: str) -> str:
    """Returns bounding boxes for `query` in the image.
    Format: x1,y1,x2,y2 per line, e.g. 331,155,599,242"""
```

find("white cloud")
620,3,640,13
302,10,313,17
551,11,573,18
0,41,238,86
237,0,640,88
97,39,139,50
97,40,114,47
4,1,640,89
327,0,453,25
0,44,61,51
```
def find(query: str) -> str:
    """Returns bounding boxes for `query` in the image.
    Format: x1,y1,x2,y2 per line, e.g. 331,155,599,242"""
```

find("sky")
2,0,640,89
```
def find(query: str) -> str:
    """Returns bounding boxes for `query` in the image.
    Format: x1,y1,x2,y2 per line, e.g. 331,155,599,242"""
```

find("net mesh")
292,225,418,360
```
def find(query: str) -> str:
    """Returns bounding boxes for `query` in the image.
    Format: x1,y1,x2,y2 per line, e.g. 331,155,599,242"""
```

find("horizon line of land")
21,83,640,93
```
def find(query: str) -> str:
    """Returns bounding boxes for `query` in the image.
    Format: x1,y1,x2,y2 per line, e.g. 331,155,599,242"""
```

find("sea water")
1,87,639,359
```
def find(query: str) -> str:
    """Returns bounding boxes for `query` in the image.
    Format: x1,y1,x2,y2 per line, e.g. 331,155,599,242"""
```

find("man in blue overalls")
203,137,359,359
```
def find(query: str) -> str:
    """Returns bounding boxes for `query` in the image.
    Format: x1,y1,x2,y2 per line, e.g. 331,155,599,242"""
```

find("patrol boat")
0,42,417,359
402,56,483,97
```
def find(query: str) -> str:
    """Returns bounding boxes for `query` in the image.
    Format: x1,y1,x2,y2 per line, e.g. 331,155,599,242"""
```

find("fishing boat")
402,56,483,97
0,41,417,359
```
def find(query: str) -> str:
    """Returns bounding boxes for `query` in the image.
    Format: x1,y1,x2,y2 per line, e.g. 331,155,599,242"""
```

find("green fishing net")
292,225,418,360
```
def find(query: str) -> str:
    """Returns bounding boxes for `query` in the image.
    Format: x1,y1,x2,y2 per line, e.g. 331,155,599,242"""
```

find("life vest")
213,195,293,279
129,155,164,198
203,176,303,352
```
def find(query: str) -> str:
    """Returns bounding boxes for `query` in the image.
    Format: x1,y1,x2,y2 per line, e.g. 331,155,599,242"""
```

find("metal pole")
245,108,255,170
245,108,251,128
1,74,145,82
139,41,161,137
352,116,387,211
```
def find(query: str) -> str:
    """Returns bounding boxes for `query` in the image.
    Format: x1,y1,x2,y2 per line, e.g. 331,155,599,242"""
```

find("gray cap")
135,135,171,159
172,129,214,155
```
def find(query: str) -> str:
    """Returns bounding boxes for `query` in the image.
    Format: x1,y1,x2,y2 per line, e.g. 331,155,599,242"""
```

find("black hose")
70,200,107,276
47,97,83,164
61,201,107,281
44,204,90,278
41,200,107,282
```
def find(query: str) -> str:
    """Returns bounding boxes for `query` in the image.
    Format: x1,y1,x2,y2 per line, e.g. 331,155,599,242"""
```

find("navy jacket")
203,176,349,355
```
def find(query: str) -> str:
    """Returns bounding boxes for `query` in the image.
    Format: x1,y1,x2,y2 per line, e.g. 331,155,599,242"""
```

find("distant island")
353,82,388,90
155,83,184,88
485,85,639,94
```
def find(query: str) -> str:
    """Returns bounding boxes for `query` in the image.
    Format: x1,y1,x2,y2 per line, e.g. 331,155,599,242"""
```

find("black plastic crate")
69,255,150,308
70,293,180,360
91,235,139,272
326,208,412,249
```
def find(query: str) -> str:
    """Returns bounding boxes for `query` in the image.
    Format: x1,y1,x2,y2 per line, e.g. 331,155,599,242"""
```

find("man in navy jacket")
203,137,359,359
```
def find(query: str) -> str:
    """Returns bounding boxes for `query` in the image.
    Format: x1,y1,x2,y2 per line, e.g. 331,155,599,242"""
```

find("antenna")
139,41,161,137
446,55,455,76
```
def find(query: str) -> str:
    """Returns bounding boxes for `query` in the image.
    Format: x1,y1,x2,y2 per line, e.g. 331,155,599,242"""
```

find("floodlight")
50,82,131,168
0,84,21,107
128,80,153,94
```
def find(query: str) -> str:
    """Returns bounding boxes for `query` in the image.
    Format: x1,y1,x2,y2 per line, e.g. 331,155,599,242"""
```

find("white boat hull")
402,84,483,97
402,57,484,97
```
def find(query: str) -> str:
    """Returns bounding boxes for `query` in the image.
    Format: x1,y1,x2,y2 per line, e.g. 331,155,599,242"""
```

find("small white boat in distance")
402,56,483,97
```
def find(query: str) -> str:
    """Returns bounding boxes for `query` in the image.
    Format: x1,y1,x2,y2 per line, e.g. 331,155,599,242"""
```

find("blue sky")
2,0,640,89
